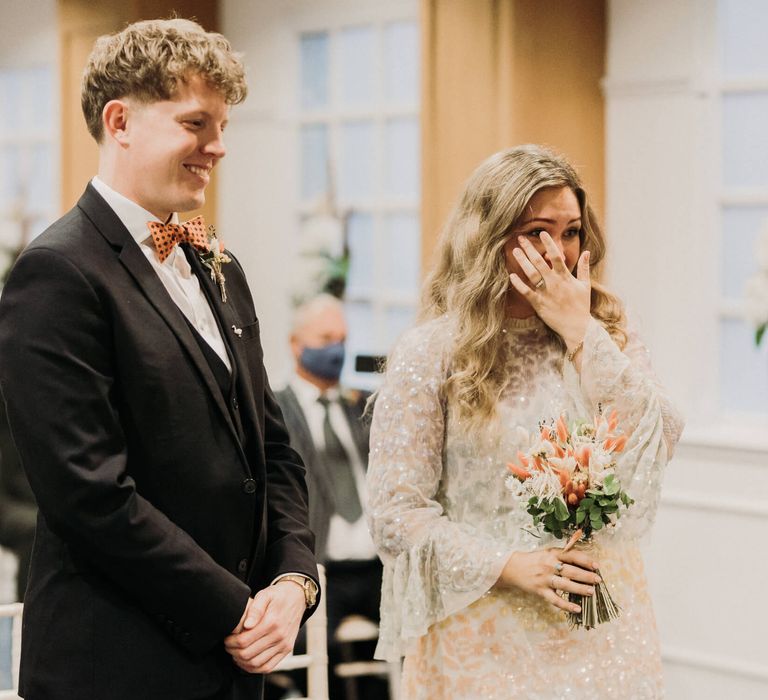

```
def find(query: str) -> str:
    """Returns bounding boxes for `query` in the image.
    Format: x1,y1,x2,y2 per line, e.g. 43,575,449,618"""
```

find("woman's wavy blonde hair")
421,144,627,426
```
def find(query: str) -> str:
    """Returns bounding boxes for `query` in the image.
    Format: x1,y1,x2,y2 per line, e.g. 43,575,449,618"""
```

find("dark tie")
318,396,362,523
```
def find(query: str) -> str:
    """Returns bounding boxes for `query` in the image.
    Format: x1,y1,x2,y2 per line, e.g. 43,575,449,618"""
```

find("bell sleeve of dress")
367,319,513,661
563,317,685,538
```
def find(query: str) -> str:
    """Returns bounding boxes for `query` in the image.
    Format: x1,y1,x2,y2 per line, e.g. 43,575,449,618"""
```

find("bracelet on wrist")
566,340,584,363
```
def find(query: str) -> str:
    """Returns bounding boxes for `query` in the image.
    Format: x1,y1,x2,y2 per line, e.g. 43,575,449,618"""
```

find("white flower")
527,469,565,502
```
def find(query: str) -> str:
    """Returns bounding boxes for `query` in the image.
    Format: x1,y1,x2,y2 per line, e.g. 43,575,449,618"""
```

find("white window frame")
292,0,420,388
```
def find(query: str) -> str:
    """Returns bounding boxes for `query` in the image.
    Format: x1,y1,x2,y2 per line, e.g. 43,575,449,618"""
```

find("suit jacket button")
242,478,256,494
237,558,248,573
232,397,239,410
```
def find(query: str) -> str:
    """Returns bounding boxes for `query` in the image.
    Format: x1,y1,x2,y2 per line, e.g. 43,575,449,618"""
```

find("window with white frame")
0,66,57,277
717,0,768,416
297,18,420,389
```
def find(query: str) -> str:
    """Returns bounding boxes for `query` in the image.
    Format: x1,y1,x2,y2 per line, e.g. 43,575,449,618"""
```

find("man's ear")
289,334,302,361
102,99,130,146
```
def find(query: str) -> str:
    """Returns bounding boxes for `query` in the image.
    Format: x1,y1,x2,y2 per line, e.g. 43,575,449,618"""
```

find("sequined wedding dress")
367,315,683,700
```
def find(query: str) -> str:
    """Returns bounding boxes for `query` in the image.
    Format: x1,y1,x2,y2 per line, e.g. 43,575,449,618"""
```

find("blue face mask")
300,341,345,381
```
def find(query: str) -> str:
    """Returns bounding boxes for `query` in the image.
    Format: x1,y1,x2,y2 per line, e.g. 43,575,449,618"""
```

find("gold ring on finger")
554,561,564,574
535,278,546,289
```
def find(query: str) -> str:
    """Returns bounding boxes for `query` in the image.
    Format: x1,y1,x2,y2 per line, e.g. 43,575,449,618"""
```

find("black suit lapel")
77,185,248,464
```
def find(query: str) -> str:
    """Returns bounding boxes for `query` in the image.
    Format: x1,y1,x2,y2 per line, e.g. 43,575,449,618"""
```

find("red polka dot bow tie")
146,215,209,262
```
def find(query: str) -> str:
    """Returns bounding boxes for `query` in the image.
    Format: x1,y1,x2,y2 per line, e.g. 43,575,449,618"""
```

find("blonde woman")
367,145,683,699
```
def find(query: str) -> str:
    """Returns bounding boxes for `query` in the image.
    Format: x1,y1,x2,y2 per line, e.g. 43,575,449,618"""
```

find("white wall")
606,1,768,696
0,0,57,68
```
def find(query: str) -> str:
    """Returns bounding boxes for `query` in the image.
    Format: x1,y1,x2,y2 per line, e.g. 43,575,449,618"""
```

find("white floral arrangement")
744,218,768,346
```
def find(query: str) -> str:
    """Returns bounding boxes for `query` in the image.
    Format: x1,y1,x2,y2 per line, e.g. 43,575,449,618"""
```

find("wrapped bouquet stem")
506,409,634,629
561,530,620,630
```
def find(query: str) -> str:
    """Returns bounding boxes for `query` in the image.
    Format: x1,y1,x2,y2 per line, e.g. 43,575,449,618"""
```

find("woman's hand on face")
496,547,602,615
508,231,591,350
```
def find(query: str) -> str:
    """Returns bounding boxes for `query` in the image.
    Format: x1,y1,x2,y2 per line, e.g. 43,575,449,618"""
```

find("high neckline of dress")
503,315,547,332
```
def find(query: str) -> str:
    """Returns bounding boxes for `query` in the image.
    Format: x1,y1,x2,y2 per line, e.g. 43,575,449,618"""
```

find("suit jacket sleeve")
0,247,251,655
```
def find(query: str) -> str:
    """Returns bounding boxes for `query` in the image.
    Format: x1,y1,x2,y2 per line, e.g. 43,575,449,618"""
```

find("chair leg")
339,641,359,700
386,660,401,700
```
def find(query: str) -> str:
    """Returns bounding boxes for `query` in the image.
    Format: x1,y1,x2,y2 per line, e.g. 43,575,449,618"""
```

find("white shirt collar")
290,374,341,407
91,176,180,247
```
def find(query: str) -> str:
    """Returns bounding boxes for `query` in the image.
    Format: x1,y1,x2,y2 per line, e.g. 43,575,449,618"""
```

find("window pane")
721,207,768,299
719,0,768,78
343,300,382,391
383,213,420,294
720,317,768,413
339,120,375,201
385,306,416,347
384,116,419,198
300,32,329,110
345,300,375,349
340,25,376,107
27,143,53,211
346,212,375,297
0,70,22,133
22,67,53,132
722,93,768,188
0,145,21,209
384,21,419,105
300,124,328,200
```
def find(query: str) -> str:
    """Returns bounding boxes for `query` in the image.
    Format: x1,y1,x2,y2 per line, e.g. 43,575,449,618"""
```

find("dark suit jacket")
0,185,318,700
274,385,370,561
0,399,36,600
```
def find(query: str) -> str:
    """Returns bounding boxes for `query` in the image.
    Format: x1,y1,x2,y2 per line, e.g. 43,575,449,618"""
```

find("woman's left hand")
508,231,592,350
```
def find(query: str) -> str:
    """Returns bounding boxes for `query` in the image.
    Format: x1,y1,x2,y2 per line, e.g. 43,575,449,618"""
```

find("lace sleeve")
564,318,685,538
367,319,512,661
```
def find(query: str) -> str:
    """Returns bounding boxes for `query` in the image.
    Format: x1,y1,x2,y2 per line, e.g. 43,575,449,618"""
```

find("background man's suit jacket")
274,386,369,561
0,185,318,700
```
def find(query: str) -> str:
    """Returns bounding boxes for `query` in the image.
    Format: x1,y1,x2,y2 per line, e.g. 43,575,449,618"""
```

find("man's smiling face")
114,73,229,220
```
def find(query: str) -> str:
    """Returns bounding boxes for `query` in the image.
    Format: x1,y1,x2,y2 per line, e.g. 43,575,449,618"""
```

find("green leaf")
591,518,603,531
553,498,570,521
579,497,594,510
590,506,602,521
757,323,767,347
576,510,586,524
602,474,619,495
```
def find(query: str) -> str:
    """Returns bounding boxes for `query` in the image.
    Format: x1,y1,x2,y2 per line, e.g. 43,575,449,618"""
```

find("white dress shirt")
90,177,230,371
290,375,377,561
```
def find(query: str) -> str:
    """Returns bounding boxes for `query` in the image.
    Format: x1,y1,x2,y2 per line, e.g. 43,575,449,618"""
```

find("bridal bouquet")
505,409,634,629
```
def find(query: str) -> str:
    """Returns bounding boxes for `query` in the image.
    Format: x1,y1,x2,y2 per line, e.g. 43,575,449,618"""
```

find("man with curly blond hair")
0,18,318,700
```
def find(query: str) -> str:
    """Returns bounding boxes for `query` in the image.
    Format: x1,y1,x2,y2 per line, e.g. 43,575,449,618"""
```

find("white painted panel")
665,661,768,700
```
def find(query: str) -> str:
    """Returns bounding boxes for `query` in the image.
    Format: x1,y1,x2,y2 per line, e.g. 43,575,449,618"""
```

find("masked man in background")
275,295,386,700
